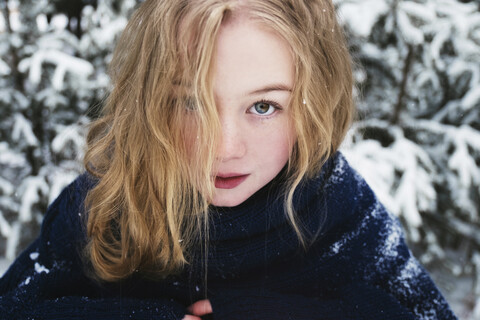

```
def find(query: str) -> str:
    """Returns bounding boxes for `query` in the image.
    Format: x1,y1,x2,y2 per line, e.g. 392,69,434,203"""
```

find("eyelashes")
247,99,283,117
175,96,284,116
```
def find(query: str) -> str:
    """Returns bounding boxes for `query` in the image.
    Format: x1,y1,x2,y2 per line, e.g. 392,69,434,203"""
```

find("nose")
216,115,246,161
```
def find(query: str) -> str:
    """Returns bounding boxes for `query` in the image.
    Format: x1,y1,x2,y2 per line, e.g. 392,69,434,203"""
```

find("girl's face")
209,15,296,207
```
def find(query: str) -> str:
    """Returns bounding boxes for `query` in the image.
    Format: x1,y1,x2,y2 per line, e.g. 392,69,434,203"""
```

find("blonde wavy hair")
83,0,354,282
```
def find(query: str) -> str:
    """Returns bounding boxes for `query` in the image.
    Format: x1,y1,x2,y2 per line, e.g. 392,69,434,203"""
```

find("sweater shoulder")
0,174,94,295
40,173,94,257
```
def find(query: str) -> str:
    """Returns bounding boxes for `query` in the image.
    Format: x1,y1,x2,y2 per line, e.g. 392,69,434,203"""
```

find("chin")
211,192,250,207
211,198,243,208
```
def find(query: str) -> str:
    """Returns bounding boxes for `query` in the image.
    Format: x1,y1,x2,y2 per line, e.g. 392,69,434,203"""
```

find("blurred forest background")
0,0,479,318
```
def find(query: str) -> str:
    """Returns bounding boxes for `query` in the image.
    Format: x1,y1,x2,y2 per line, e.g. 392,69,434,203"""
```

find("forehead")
213,15,295,96
173,4,298,103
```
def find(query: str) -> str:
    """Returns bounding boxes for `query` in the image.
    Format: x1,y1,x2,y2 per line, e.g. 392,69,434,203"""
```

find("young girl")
0,0,457,319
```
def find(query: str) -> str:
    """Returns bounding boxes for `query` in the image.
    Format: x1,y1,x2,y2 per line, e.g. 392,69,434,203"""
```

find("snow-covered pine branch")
0,0,140,262
337,0,480,317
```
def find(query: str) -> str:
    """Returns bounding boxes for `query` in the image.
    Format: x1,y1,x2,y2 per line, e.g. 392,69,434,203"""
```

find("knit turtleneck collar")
192,154,350,279
207,165,288,242
207,156,335,243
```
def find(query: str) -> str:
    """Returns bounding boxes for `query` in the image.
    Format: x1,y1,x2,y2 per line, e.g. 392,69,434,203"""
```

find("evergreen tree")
0,0,140,260
0,0,478,318
335,0,480,317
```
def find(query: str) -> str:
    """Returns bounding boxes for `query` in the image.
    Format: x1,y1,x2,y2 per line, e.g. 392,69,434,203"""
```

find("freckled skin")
207,16,296,207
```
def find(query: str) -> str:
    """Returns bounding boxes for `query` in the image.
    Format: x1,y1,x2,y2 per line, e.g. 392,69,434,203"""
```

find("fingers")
187,299,213,316
182,315,202,320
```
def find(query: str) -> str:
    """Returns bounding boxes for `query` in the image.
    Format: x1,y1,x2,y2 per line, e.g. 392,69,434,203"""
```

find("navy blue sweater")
0,153,457,319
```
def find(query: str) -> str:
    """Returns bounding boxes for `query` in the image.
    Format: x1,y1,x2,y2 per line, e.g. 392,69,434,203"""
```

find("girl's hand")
183,299,212,320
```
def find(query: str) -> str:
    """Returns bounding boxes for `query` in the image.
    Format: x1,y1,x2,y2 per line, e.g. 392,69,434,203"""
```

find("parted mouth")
216,172,247,178
214,174,249,189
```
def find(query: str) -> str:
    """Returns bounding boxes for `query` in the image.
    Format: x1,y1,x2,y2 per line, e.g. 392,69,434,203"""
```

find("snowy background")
0,0,479,318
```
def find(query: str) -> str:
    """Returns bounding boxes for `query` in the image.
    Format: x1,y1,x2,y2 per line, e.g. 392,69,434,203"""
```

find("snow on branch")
0,211,12,239
343,120,436,242
447,125,480,189
51,119,88,160
45,169,77,204
334,0,390,38
462,85,480,112
0,176,13,196
19,49,94,90
396,5,424,45
0,142,26,167
17,176,49,223
343,118,480,246
5,222,20,261
11,114,39,147
0,58,10,75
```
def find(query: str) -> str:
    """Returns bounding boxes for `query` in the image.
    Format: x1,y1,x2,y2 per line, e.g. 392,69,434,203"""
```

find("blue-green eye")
249,101,279,116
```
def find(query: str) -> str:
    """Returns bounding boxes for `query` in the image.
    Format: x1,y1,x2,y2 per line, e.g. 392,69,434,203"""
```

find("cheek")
256,123,296,166
275,119,296,152
276,132,296,165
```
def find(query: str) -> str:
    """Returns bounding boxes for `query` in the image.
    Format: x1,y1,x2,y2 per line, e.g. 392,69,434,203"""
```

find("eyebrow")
247,83,293,96
173,82,293,97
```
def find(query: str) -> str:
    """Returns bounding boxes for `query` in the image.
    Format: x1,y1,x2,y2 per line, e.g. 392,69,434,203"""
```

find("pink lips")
214,174,249,189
